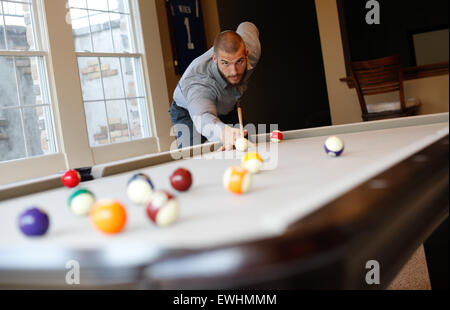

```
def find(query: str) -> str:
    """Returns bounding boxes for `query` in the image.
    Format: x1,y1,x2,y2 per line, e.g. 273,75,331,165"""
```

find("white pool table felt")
0,122,448,252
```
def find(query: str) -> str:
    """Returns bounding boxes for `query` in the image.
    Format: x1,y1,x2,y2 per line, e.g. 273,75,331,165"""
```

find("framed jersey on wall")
166,0,208,75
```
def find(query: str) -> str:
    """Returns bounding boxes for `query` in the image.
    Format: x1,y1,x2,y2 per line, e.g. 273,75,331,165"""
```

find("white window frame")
0,0,66,185
68,0,159,164
0,0,175,185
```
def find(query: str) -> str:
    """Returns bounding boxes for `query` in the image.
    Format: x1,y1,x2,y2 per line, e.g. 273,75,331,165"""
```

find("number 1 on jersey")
184,17,195,50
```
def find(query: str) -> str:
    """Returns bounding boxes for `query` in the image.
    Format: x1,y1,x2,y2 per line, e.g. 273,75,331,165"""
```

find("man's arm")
185,84,226,143
236,22,261,71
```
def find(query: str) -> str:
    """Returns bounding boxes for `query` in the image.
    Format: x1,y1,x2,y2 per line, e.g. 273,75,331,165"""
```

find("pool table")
0,113,448,289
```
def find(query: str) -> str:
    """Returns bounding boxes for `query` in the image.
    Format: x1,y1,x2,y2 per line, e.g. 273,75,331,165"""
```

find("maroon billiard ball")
62,170,81,188
169,168,193,192
146,190,179,227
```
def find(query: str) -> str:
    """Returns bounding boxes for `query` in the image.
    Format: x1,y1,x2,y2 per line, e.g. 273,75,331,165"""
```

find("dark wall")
343,0,449,66
216,0,331,131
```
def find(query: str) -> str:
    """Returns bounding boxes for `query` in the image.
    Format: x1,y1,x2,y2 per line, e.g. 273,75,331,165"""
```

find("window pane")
78,57,104,101
0,7,6,50
70,0,152,147
0,108,26,161
3,1,35,51
128,98,149,140
108,0,129,13
0,1,57,164
84,101,109,146
89,10,113,53
87,0,108,11
121,57,144,98
110,12,132,53
16,57,48,107
69,0,133,53
23,106,54,157
0,56,19,107
70,8,92,52
68,0,87,9
106,100,130,144
100,57,125,100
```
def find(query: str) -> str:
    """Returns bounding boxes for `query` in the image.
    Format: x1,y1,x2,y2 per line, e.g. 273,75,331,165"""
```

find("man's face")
213,45,249,85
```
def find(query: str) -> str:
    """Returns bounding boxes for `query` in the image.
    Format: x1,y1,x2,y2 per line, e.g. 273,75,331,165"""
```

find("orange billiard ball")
90,200,127,235
223,166,253,195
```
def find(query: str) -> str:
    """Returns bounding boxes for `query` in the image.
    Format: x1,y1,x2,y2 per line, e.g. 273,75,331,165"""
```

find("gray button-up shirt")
172,22,261,142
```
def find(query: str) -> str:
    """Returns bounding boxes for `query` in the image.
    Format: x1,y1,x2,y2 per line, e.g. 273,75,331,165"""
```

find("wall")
315,0,361,125
343,0,449,67
155,0,220,105
315,0,449,125
413,29,449,66
405,76,450,115
216,0,332,131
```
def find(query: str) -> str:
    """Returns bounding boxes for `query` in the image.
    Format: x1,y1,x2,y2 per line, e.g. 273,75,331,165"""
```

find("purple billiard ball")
18,208,50,237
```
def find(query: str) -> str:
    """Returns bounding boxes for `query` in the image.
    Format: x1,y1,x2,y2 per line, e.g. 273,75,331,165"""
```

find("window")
68,0,151,147
1,0,171,185
0,0,57,162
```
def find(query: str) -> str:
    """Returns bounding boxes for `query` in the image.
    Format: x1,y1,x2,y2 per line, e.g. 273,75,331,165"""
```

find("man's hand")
218,126,248,152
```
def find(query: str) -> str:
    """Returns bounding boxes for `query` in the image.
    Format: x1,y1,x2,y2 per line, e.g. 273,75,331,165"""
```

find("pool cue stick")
237,100,244,138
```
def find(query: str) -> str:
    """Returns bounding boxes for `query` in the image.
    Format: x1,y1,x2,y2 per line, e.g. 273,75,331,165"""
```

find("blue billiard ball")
324,136,345,157
18,208,50,237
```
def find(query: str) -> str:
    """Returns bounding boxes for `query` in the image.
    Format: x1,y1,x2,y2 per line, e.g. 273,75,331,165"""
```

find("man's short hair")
213,31,245,55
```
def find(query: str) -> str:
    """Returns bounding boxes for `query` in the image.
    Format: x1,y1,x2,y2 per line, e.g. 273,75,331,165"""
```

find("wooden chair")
350,55,421,121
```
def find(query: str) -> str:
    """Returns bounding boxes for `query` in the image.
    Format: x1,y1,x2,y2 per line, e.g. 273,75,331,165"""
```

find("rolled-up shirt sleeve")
185,83,226,142
236,22,261,70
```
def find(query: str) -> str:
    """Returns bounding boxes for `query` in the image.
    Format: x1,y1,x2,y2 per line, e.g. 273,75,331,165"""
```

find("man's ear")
245,49,249,57
212,53,217,63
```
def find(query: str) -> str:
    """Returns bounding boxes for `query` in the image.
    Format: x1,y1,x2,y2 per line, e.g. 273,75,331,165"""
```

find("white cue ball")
235,138,249,152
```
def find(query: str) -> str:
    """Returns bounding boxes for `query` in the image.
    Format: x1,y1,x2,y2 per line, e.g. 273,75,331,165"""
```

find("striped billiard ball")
146,191,179,227
271,130,284,143
324,136,345,157
68,188,95,216
242,152,263,174
223,166,253,195
127,173,154,205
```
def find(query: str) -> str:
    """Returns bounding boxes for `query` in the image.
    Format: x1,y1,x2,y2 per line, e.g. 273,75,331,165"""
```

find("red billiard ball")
169,168,193,192
146,191,179,227
62,170,81,188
